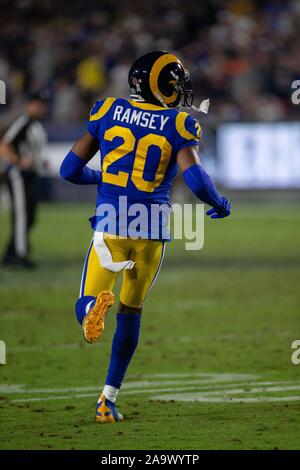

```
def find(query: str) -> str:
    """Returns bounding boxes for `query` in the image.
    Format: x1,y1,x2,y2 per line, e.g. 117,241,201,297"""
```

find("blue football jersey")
87,97,202,240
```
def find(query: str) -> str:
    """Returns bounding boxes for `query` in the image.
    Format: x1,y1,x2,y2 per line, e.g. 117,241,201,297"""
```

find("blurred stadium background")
0,0,300,202
0,0,300,450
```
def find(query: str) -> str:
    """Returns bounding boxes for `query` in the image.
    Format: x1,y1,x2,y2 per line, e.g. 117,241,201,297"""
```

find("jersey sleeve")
87,97,116,139
87,99,105,139
173,112,202,153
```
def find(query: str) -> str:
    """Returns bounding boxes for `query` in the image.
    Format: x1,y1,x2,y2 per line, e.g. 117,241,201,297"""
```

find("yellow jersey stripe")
175,112,202,141
90,97,116,121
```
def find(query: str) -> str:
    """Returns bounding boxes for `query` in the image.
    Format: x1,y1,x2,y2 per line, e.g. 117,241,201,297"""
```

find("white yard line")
9,382,300,404
152,395,300,403
126,372,259,381
1,379,297,396
2,372,299,404
0,374,260,395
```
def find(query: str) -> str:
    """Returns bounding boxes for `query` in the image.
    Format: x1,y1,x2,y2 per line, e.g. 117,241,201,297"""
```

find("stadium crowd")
0,0,299,128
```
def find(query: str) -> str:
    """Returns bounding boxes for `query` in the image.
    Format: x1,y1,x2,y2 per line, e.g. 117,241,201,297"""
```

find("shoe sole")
83,290,115,343
95,413,124,424
95,415,122,424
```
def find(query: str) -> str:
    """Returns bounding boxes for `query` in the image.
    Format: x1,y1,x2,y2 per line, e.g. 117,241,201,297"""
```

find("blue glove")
183,163,231,218
206,197,231,218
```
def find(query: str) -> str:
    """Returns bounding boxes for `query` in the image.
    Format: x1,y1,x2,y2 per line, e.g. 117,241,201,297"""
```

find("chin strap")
191,98,210,114
154,92,169,108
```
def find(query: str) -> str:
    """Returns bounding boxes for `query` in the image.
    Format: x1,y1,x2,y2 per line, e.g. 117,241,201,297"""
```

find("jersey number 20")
102,125,172,192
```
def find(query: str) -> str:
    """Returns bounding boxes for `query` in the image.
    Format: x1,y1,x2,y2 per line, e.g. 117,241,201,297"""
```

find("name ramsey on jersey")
112,105,170,131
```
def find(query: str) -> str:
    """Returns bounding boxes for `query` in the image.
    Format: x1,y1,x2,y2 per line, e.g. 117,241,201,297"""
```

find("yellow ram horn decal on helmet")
149,54,183,105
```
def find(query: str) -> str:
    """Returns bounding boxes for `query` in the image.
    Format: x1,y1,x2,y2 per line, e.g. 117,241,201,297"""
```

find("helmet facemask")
178,71,195,108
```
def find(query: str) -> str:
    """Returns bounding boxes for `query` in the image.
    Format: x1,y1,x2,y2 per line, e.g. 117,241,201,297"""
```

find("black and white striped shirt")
3,114,47,172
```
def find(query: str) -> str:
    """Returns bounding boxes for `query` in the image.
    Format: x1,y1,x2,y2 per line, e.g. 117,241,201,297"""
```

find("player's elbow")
60,158,74,181
60,150,85,182
182,163,206,194
60,160,69,181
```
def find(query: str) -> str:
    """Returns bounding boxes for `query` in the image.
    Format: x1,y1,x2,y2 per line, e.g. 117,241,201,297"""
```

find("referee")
0,92,48,268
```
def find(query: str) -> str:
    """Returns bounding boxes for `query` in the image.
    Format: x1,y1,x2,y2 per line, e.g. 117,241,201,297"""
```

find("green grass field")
0,201,300,450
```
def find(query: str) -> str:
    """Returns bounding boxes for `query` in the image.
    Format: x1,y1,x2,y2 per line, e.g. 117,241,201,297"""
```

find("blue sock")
75,295,96,325
105,313,141,389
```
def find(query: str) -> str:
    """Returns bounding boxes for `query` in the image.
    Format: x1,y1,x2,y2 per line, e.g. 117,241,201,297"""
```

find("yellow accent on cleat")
95,394,124,424
83,290,114,343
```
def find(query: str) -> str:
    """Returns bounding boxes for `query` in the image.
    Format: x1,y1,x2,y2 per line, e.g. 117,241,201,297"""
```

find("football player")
60,51,231,423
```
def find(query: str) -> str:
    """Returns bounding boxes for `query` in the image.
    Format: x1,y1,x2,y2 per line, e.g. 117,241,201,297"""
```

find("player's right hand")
206,197,231,219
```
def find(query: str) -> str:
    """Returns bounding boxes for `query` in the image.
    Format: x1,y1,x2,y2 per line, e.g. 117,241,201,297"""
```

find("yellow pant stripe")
79,236,165,309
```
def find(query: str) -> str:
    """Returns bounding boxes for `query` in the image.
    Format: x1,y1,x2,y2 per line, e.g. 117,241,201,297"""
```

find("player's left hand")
206,197,231,219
